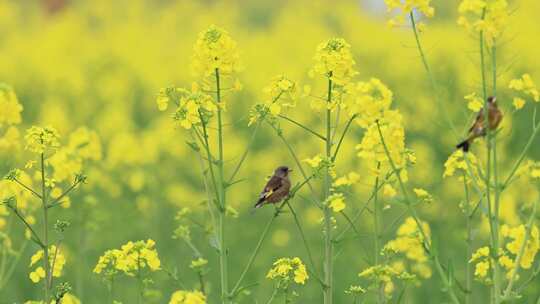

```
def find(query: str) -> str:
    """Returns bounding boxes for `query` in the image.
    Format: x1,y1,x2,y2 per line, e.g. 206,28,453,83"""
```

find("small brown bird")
253,166,292,209
457,96,503,152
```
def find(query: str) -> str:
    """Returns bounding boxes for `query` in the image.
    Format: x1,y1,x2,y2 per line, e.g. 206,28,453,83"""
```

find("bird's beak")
288,169,293,173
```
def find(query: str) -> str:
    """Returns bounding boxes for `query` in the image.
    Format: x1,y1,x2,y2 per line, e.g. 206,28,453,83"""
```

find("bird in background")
253,166,292,209
457,96,503,152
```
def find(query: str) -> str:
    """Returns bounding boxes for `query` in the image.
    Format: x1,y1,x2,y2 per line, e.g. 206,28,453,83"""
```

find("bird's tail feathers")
250,199,265,214
456,139,470,152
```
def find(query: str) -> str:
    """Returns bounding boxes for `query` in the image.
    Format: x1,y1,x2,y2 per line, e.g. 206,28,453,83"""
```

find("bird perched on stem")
457,96,503,152
253,166,292,209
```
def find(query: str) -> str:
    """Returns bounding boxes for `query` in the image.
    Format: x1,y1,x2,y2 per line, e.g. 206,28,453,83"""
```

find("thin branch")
13,178,42,199
278,115,326,141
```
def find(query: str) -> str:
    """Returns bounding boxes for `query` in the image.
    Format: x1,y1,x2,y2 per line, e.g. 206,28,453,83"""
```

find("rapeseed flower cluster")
0,84,22,126
248,75,297,126
457,0,509,45
24,126,60,154
266,257,309,285
169,290,207,304
157,86,217,130
383,217,432,279
358,264,415,298
470,225,539,282
93,239,161,277
501,224,540,269
29,245,66,283
464,92,484,112
309,38,357,87
509,73,539,110
384,0,435,28
0,84,23,150
191,25,240,78
443,150,482,183
356,110,408,180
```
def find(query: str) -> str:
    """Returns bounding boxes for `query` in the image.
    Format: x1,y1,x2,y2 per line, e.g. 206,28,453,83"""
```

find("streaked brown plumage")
457,96,503,152
254,166,292,209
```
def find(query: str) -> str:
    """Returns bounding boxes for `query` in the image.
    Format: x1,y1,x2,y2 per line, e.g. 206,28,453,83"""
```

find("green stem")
193,123,222,212
108,276,115,304
193,131,218,239
198,271,206,295
278,114,327,141
334,173,391,243
230,213,276,297
13,178,41,199
331,114,357,162
40,152,50,303
137,252,142,304
463,174,473,304
375,121,461,304
266,288,279,304
502,121,540,189
270,124,319,202
287,202,324,286
323,78,334,304
409,12,459,138
215,68,230,304
479,14,501,301
228,122,261,183
502,200,538,300
47,179,83,209
373,164,384,304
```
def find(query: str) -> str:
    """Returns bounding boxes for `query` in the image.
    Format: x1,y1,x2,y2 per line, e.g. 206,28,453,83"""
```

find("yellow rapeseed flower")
326,193,346,212
458,0,509,46
24,126,60,154
309,38,358,86
192,25,240,78
169,290,206,304
0,84,23,127
28,245,65,283
385,0,435,28
266,257,309,285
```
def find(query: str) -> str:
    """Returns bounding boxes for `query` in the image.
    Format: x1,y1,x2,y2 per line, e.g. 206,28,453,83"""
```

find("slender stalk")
6,205,44,247
502,121,540,189
270,123,319,202
193,131,218,239
463,174,473,304
228,122,261,183
230,175,316,297
375,121,461,304
331,114,357,162
323,78,334,304
108,276,115,304
198,271,206,295
334,173,392,243
40,152,51,302
479,14,501,301
47,241,62,289
278,114,326,141
193,123,222,212
287,202,324,286
372,164,384,304
47,178,83,209
502,201,538,300
266,288,279,304
215,68,230,303
137,252,142,304
409,12,459,138
230,214,276,296
13,178,41,199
